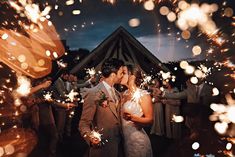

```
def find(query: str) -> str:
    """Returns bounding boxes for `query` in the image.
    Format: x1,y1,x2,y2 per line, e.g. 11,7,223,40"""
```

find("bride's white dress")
122,89,153,157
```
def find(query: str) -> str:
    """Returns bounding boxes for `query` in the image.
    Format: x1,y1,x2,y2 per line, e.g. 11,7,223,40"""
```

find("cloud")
137,34,203,62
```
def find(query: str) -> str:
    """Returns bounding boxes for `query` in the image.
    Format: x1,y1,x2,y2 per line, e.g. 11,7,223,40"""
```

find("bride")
121,65,153,157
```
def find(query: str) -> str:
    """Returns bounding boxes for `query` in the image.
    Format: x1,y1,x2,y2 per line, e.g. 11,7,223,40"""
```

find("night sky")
1,0,235,62
47,0,234,63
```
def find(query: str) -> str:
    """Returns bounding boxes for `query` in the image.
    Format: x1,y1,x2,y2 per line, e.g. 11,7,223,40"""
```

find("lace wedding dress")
122,89,153,157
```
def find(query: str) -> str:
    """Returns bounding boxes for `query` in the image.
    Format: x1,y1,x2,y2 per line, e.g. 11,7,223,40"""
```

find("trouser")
54,107,66,141
38,103,59,157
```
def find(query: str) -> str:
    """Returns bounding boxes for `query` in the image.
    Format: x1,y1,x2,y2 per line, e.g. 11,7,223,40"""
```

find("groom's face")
114,66,124,84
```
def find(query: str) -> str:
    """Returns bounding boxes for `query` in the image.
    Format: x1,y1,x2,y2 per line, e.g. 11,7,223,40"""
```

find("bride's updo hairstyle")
126,64,143,87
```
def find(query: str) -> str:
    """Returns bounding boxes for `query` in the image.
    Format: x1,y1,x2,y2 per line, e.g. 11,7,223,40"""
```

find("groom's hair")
101,58,124,78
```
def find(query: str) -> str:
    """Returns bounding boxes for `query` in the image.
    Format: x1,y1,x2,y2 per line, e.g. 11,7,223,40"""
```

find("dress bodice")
122,89,149,121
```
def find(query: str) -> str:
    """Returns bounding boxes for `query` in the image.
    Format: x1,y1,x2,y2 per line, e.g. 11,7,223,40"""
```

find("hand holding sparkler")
65,103,76,110
40,80,52,89
84,128,105,147
89,136,101,147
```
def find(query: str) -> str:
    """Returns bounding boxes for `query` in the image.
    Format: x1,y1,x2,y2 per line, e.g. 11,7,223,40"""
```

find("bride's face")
127,75,136,87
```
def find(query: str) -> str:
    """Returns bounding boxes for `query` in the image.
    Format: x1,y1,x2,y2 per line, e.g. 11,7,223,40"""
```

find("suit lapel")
99,83,119,120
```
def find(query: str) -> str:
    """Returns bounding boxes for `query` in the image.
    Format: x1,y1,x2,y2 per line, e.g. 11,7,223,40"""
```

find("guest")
161,81,181,139
150,79,165,136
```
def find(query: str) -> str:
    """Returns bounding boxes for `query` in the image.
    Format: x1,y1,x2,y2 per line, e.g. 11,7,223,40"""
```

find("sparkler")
172,115,184,123
57,60,67,68
43,92,52,101
65,89,79,102
86,68,96,77
84,127,108,146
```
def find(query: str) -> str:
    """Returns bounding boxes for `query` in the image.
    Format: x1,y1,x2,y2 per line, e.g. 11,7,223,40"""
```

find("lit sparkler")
65,89,79,102
86,68,96,77
57,60,67,68
172,115,184,123
43,92,52,101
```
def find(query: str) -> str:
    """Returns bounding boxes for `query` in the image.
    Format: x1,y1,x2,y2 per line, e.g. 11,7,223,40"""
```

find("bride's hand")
123,112,132,121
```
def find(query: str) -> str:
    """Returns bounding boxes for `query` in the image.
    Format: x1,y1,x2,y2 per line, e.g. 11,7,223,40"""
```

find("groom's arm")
79,90,97,145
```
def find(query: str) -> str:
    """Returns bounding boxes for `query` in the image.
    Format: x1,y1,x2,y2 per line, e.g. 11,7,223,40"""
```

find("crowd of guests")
19,65,218,157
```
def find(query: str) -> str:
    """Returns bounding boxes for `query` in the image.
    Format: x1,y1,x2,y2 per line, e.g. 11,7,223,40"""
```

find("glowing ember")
192,142,200,150
159,6,169,16
172,115,184,123
194,69,203,78
14,99,22,107
144,1,155,11
167,12,176,22
185,65,195,74
16,76,31,96
214,122,228,134
4,144,15,155
212,87,219,96
226,142,232,150
224,7,234,17
72,10,81,15
192,45,202,56
66,0,75,6
179,61,188,69
190,77,198,84
1,33,8,40
129,18,140,27
181,30,191,39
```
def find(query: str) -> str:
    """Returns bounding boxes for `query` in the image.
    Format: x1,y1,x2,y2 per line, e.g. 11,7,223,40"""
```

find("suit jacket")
79,81,123,157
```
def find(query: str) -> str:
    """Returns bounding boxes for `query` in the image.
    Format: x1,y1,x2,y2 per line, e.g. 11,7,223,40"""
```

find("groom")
79,58,125,157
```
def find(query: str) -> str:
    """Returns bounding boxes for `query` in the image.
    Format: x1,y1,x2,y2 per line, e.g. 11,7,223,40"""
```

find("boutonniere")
96,91,109,107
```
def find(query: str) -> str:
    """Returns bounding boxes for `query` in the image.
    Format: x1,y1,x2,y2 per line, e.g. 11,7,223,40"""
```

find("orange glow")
0,19,64,78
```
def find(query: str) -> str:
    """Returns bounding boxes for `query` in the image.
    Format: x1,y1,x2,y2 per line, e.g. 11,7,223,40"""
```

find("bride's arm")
126,94,153,125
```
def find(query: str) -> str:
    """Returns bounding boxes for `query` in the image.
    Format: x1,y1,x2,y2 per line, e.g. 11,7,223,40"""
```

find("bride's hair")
126,64,143,87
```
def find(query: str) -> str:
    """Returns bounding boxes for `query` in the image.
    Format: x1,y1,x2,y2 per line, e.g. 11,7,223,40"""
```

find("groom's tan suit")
79,81,124,157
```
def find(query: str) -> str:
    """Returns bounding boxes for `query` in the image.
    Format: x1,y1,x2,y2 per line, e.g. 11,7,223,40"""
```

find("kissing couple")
79,58,153,157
